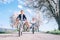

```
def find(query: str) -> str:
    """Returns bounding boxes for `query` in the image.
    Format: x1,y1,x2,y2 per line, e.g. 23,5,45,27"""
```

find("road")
0,32,60,40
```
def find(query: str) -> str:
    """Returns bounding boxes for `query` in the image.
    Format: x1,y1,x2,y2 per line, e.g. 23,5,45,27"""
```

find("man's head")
32,17,35,21
20,10,24,14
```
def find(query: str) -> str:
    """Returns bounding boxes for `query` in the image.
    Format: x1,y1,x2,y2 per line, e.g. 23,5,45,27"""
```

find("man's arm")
14,15,20,27
24,14,27,20
16,14,21,21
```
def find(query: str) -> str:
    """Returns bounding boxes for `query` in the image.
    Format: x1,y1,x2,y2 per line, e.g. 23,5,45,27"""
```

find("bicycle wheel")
32,27,34,34
19,27,20,37
20,28,23,35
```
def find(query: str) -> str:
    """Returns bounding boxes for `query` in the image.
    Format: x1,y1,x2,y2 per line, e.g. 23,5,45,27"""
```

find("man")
17,10,27,21
16,10,27,35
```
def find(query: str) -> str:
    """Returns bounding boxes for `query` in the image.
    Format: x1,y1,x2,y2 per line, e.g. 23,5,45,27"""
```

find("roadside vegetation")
46,30,60,35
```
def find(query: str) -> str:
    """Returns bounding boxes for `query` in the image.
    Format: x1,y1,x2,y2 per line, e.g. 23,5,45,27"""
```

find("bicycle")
18,20,25,37
31,23,36,34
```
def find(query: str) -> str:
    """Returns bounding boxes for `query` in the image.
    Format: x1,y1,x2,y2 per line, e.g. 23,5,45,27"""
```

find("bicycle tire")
19,27,20,37
32,27,34,34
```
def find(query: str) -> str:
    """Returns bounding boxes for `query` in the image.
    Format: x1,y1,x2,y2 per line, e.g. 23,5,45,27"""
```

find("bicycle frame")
18,21,25,37
31,23,36,34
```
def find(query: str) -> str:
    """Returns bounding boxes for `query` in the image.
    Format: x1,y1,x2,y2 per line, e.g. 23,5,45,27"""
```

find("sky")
0,0,58,31
0,0,34,28
0,0,18,28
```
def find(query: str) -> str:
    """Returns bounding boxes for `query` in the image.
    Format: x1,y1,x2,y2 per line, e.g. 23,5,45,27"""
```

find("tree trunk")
58,0,60,30
52,0,60,30
55,16,60,30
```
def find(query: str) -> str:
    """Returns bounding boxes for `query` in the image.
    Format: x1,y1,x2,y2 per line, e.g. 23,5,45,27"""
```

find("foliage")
46,30,60,35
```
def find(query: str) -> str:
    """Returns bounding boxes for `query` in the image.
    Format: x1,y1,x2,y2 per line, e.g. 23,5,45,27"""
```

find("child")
30,17,36,29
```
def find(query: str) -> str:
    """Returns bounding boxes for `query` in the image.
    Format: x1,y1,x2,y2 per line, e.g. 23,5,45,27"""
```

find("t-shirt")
31,20,36,25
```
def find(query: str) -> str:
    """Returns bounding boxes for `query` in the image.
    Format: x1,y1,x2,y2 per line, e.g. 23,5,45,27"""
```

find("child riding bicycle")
30,17,36,34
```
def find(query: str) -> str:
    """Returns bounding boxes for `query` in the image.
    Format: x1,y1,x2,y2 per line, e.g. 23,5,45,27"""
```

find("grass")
46,30,60,35
0,29,18,34
0,32,6,34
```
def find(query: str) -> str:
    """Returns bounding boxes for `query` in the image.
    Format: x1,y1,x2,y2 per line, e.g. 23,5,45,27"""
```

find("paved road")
0,32,60,40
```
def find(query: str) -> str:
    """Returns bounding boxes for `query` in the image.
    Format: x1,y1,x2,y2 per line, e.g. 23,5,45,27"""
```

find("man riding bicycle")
16,10,27,36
